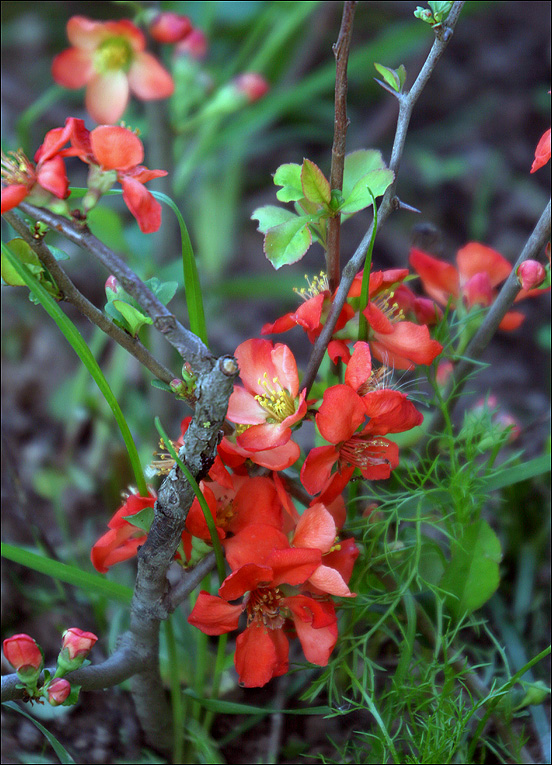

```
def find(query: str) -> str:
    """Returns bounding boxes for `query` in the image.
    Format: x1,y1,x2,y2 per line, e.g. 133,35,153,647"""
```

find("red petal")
316,385,366,443
223,524,289,570
234,338,276,395
457,242,512,287
265,547,322,586
345,341,372,392
51,47,93,88
462,272,493,307
300,446,339,496
498,311,525,331
261,312,298,335
188,591,243,635
285,596,337,665
91,126,144,171
90,526,144,573
1,185,29,213
235,622,288,687
308,565,354,597
227,386,267,424
372,322,442,368
363,390,423,435
236,422,291,451
121,176,162,233
128,52,175,100
271,343,300,397
36,156,69,198
292,503,336,552
230,476,283,534
218,563,274,601
85,72,129,124
409,248,459,305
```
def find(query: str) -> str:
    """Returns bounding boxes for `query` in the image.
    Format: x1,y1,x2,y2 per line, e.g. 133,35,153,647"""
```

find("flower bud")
46,678,71,706
56,628,97,673
175,28,208,59
150,12,192,44
105,275,119,295
517,260,546,291
3,634,43,685
234,73,270,103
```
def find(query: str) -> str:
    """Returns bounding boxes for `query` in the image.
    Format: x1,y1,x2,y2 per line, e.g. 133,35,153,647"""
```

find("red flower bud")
150,12,192,44
234,73,270,103
47,678,71,706
3,634,43,673
517,260,546,291
61,628,98,661
175,28,208,59
105,275,119,294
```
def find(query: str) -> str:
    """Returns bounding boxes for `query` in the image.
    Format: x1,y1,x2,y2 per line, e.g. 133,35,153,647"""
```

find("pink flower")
149,12,192,44
517,260,546,291
52,16,174,124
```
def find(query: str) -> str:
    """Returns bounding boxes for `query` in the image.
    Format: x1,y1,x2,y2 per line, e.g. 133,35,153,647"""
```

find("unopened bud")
3,634,43,685
175,28,208,59
150,12,193,44
46,678,71,706
56,628,97,674
105,275,119,295
517,260,546,291
234,73,270,103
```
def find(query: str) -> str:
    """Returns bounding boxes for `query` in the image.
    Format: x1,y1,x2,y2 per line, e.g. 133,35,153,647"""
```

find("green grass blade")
1,241,147,497
1,543,133,604
183,689,331,716
2,701,76,764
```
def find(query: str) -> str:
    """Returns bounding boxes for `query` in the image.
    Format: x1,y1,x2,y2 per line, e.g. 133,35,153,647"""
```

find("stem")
15,202,214,375
327,0,357,292
3,210,176,385
301,1,465,395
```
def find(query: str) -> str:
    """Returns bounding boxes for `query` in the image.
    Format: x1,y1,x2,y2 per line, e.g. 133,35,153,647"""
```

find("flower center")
94,37,133,73
215,500,236,530
293,271,329,301
246,587,285,630
254,373,296,422
1,150,35,186
372,294,405,324
356,365,393,397
339,435,391,470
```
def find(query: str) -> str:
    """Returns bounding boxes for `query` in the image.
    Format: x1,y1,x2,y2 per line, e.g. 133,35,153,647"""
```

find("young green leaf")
339,169,394,215
301,158,331,206
274,162,304,202
264,216,312,269
123,505,155,532
342,149,388,198
251,205,296,233
112,300,153,337
440,519,502,618
374,62,401,92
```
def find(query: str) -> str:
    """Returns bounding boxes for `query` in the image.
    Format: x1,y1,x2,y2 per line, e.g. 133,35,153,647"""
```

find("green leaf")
273,163,303,202
2,238,42,286
123,505,155,532
301,158,331,206
1,543,133,603
2,701,76,764
339,169,394,214
183,689,331,716
145,277,178,306
440,519,502,617
396,64,407,89
342,149,387,198
374,62,401,92
428,1,453,22
112,300,153,337
251,205,296,233
264,216,312,269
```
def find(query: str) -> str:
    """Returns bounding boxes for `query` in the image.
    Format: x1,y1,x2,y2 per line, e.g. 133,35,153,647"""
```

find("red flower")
1,139,69,214
52,16,174,124
3,634,43,673
60,628,98,661
46,678,71,706
410,243,542,331
530,128,551,173
262,272,354,343
149,12,192,44
227,339,307,452
188,548,338,687
91,490,156,573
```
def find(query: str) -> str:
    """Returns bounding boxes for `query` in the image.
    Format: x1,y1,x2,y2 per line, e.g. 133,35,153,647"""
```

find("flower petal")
265,547,322,586
308,564,354,597
90,126,144,171
188,591,244,635
235,622,288,687
128,52,175,100
300,445,339,496
121,176,162,233
85,71,129,124
51,47,94,88
316,385,366,444
292,503,336,552
223,524,289,571
409,248,459,305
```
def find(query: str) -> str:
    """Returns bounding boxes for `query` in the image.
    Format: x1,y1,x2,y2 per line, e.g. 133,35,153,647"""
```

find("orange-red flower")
530,128,551,173
91,490,156,573
227,339,307,452
52,16,174,124
410,242,542,331
1,135,69,214
188,546,338,687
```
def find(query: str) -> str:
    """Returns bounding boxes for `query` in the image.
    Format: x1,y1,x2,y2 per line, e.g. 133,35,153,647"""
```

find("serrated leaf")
123,505,155,532
340,168,394,214
112,300,153,337
274,163,304,202
264,216,312,269
251,205,296,233
342,150,387,199
440,519,502,617
374,62,401,92
301,159,331,206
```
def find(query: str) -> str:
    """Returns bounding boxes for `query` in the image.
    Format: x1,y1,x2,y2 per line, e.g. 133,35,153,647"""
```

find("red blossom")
149,12,192,44
409,243,544,331
530,128,551,173
52,16,174,124
1,140,69,214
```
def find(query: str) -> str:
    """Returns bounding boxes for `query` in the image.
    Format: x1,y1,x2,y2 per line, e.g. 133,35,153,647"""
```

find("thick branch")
301,1,465,394
327,0,357,292
16,202,214,375
425,199,551,447
3,210,176,386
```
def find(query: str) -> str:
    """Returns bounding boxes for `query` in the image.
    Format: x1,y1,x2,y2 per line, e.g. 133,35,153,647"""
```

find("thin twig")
423,198,551,452
3,210,176,386
327,0,357,292
16,202,214,374
301,1,465,395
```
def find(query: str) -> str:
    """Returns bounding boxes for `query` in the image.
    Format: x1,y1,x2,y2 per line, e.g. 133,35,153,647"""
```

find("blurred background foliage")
1,2,550,761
